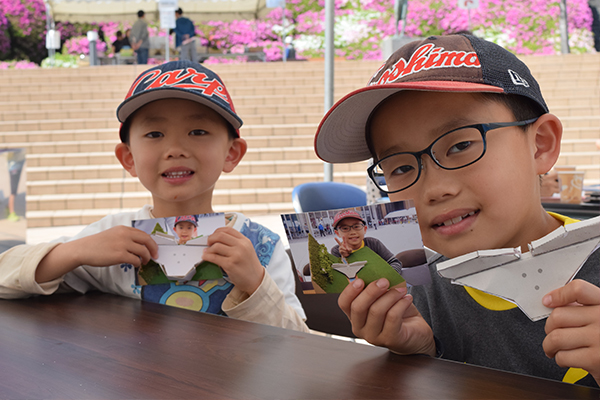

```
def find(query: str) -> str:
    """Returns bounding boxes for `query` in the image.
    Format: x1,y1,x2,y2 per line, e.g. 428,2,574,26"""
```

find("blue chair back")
291,182,367,213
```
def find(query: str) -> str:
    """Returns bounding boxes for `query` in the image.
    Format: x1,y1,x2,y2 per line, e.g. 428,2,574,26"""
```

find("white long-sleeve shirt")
0,205,308,333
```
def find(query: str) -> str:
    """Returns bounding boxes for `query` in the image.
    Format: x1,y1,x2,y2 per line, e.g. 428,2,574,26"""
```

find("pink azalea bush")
0,59,38,69
0,0,596,66
289,0,595,59
63,36,107,56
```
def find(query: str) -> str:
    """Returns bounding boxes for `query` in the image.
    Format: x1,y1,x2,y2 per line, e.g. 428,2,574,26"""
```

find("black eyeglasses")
367,118,539,194
335,223,365,232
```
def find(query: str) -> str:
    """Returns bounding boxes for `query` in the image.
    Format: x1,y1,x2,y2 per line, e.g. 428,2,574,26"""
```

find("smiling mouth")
435,211,478,227
163,171,194,178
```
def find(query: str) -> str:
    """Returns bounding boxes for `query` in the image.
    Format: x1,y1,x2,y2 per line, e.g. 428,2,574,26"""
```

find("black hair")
137,10,145,18
365,92,547,161
176,7,183,14
476,92,546,128
119,112,238,144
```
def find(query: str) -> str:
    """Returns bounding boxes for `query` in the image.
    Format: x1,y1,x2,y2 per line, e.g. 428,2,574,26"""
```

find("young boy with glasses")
331,209,402,274
314,34,599,387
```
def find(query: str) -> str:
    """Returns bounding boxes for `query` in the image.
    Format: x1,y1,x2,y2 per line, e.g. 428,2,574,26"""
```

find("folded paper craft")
151,232,209,281
436,216,600,321
332,261,367,279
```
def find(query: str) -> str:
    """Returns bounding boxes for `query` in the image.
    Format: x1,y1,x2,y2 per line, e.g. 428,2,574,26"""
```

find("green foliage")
40,53,78,68
308,233,338,290
191,261,224,280
348,247,405,288
4,15,46,64
151,222,166,235
138,260,170,285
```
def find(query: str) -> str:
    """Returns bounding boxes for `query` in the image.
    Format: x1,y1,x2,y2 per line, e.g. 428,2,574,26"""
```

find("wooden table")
0,293,597,399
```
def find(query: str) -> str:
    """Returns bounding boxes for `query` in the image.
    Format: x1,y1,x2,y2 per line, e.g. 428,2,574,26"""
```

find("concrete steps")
0,54,596,228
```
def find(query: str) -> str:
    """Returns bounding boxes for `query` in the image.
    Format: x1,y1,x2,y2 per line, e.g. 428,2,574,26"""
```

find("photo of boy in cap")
173,215,198,245
331,209,402,275
0,61,308,333
315,34,599,387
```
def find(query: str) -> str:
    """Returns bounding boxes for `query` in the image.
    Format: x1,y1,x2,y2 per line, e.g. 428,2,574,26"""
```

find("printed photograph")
0,148,26,253
281,200,430,294
132,213,225,283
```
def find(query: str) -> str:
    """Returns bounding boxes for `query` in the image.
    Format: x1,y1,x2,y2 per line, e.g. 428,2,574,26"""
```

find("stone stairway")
0,53,598,228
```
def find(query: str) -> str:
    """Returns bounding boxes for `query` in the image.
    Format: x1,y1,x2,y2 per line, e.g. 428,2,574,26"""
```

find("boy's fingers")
551,347,600,374
377,294,414,338
362,289,410,340
543,279,600,308
334,237,342,246
545,304,599,333
338,279,364,318
543,326,596,359
138,232,159,258
343,278,398,331
206,227,244,247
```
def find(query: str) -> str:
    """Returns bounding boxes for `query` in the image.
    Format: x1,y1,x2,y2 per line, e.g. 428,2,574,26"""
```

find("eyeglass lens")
338,224,364,232
372,126,485,193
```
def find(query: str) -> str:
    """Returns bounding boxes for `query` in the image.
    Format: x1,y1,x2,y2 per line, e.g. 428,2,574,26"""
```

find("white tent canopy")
47,0,269,23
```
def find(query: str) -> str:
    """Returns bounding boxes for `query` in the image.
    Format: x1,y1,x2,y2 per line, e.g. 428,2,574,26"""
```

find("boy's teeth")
441,211,476,227
165,171,191,177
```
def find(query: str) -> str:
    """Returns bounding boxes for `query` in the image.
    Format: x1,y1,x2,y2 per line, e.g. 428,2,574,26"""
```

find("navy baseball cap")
117,60,243,141
314,34,549,164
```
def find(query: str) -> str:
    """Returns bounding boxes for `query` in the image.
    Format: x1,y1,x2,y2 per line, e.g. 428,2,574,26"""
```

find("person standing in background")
590,1,600,51
173,8,198,63
131,10,150,64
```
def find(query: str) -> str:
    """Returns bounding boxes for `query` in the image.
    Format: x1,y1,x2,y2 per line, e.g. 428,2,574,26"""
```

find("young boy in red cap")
314,34,599,387
173,215,198,244
0,61,308,332
331,209,402,274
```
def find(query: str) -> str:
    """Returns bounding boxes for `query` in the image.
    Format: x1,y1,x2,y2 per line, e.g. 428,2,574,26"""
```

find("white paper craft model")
332,261,368,279
151,232,209,280
436,216,600,321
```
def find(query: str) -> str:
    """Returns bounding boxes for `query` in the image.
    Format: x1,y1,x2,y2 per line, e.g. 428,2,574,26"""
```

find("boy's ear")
531,113,562,175
223,138,247,173
115,143,138,177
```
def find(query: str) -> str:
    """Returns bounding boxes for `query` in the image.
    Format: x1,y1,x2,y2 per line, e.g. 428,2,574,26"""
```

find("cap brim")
314,81,504,164
117,87,243,130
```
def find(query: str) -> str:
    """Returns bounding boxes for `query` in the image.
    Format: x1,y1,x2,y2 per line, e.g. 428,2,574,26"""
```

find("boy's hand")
338,278,436,356
542,279,600,384
75,226,158,267
36,226,158,283
202,227,264,295
335,237,352,258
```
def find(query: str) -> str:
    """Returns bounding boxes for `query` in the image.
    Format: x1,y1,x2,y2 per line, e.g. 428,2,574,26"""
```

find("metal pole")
282,5,287,62
44,0,55,66
323,0,334,182
467,8,471,31
559,0,570,54
165,29,170,62
399,0,408,38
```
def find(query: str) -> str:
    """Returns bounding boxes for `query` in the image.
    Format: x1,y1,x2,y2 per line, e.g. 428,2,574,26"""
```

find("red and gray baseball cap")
174,215,198,227
314,34,549,164
333,209,366,228
117,60,242,141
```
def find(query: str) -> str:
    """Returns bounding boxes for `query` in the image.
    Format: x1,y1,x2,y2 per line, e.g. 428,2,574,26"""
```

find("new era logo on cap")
116,61,243,141
508,69,530,87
